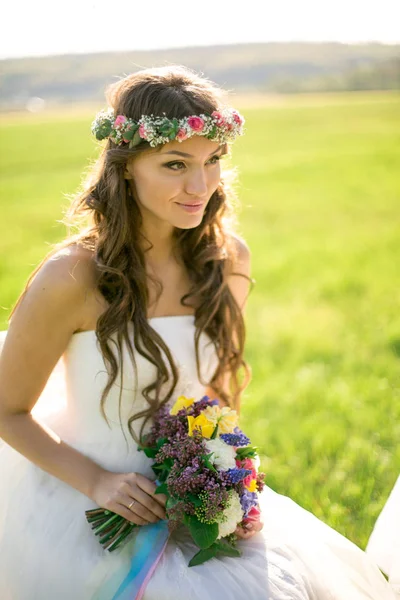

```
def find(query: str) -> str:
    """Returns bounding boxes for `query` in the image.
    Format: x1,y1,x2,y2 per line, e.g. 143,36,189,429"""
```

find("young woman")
0,65,396,599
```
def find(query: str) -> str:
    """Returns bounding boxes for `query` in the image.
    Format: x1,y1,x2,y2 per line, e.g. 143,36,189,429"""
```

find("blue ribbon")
92,479,171,600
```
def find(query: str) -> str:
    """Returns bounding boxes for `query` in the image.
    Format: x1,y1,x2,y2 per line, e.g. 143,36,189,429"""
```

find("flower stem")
94,513,121,535
105,521,136,552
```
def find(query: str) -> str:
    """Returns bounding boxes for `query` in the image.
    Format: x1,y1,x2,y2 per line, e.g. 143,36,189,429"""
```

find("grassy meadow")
0,90,399,550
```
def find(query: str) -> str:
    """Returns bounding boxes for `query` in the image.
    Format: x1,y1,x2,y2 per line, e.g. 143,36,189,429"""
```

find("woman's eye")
164,155,222,171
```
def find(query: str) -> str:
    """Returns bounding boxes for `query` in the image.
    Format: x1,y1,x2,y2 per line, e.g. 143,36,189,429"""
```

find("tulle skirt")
366,475,400,595
0,435,396,600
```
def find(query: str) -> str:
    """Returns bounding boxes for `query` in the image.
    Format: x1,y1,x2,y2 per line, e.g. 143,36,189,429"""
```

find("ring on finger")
128,499,136,510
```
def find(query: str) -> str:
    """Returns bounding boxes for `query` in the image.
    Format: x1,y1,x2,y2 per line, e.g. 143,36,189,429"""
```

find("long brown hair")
9,64,255,446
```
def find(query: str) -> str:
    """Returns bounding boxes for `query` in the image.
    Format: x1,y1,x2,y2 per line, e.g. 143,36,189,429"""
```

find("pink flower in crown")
187,116,205,132
232,111,243,125
139,123,147,139
211,111,227,127
176,128,188,141
114,115,127,127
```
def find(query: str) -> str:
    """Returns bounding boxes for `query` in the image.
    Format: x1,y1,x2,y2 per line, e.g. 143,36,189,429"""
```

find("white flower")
204,438,237,471
217,490,243,539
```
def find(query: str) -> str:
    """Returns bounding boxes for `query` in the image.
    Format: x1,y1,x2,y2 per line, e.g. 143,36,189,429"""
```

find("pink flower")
187,116,205,132
114,115,127,127
242,458,254,470
139,123,147,139
176,128,188,141
243,505,261,525
235,457,257,486
232,111,243,125
211,111,227,127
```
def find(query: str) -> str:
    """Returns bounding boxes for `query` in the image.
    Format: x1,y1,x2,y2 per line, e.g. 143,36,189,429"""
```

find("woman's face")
124,136,227,230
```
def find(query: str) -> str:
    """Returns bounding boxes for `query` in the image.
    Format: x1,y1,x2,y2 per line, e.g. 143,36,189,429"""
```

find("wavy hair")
9,65,255,447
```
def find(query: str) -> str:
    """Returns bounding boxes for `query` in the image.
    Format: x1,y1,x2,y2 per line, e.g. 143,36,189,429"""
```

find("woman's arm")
204,235,252,411
0,249,105,501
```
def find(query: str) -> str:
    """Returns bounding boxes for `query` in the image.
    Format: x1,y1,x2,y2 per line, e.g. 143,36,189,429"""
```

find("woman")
0,65,396,599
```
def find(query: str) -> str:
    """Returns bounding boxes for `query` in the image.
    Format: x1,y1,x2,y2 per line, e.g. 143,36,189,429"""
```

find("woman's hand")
91,470,168,526
234,520,264,539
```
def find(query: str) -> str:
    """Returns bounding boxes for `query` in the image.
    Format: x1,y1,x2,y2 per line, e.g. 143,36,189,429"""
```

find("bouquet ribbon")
91,480,171,600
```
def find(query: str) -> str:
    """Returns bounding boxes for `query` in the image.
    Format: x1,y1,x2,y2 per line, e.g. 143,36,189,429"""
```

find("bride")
0,64,396,599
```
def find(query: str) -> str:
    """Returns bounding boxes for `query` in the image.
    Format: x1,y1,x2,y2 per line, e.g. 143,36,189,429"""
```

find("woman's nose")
185,169,208,196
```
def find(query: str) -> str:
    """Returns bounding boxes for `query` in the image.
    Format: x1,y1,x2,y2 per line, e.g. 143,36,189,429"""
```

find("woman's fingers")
134,473,168,507
235,520,264,538
121,488,166,522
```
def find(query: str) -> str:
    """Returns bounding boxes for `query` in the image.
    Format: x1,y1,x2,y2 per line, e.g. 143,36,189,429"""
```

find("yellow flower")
169,395,195,416
201,405,221,425
245,479,258,493
217,406,238,434
187,414,215,439
201,405,238,435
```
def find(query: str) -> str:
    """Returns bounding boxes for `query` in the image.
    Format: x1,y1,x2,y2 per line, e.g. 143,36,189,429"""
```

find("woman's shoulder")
23,243,101,334
226,232,251,271
42,243,98,291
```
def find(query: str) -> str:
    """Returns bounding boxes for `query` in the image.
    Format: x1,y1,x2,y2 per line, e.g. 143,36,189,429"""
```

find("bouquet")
86,395,265,566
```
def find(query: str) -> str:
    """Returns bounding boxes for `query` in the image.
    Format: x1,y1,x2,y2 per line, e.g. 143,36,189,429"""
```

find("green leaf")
188,545,219,567
210,424,219,439
214,538,242,558
121,127,135,141
142,447,158,458
186,492,203,507
202,451,218,473
187,515,219,549
182,512,191,526
236,446,258,460
156,437,169,450
129,130,142,148
166,496,180,510
207,125,218,139
155,482,169,496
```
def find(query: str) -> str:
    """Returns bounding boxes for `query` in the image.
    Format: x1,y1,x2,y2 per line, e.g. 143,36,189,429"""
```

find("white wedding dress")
0,315,396,599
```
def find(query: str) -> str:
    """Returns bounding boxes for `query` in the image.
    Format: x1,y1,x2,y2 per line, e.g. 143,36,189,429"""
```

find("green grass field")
0,91,399,550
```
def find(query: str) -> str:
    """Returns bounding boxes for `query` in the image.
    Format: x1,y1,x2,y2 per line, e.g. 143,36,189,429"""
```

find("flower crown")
91,106,245,149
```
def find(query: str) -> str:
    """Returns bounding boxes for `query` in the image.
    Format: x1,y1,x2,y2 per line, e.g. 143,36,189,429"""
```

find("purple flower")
240,488,259,516
220,431,251,447
224,468,253,484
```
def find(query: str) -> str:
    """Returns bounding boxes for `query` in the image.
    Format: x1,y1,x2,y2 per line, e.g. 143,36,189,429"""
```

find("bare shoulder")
9,242,99,341
228,232,251,275
27,243,98,328
226,233,252,312
0,243,98,416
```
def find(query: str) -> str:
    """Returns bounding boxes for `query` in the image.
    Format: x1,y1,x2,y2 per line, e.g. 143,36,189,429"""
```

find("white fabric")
0,317,396,599
366,475,400,595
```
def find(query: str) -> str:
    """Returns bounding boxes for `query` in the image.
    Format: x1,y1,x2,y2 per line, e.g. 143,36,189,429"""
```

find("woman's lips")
176,202,204,213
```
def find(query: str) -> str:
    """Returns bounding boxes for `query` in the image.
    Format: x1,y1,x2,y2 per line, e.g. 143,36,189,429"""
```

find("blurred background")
0,0,399,550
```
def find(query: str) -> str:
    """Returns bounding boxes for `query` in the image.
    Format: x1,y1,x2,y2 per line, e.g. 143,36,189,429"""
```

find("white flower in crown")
91,107,245,148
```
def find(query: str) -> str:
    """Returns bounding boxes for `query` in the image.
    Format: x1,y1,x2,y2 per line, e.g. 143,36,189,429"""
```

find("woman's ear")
124,167,132,180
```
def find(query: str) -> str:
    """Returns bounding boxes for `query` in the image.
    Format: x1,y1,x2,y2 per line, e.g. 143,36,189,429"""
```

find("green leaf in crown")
159,118,179,139
121,123,139,142
129,130,143,148
207,124,218,140
95,119,113,140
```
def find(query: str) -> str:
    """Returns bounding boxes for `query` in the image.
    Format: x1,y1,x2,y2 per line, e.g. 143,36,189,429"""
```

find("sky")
1,0,399,60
